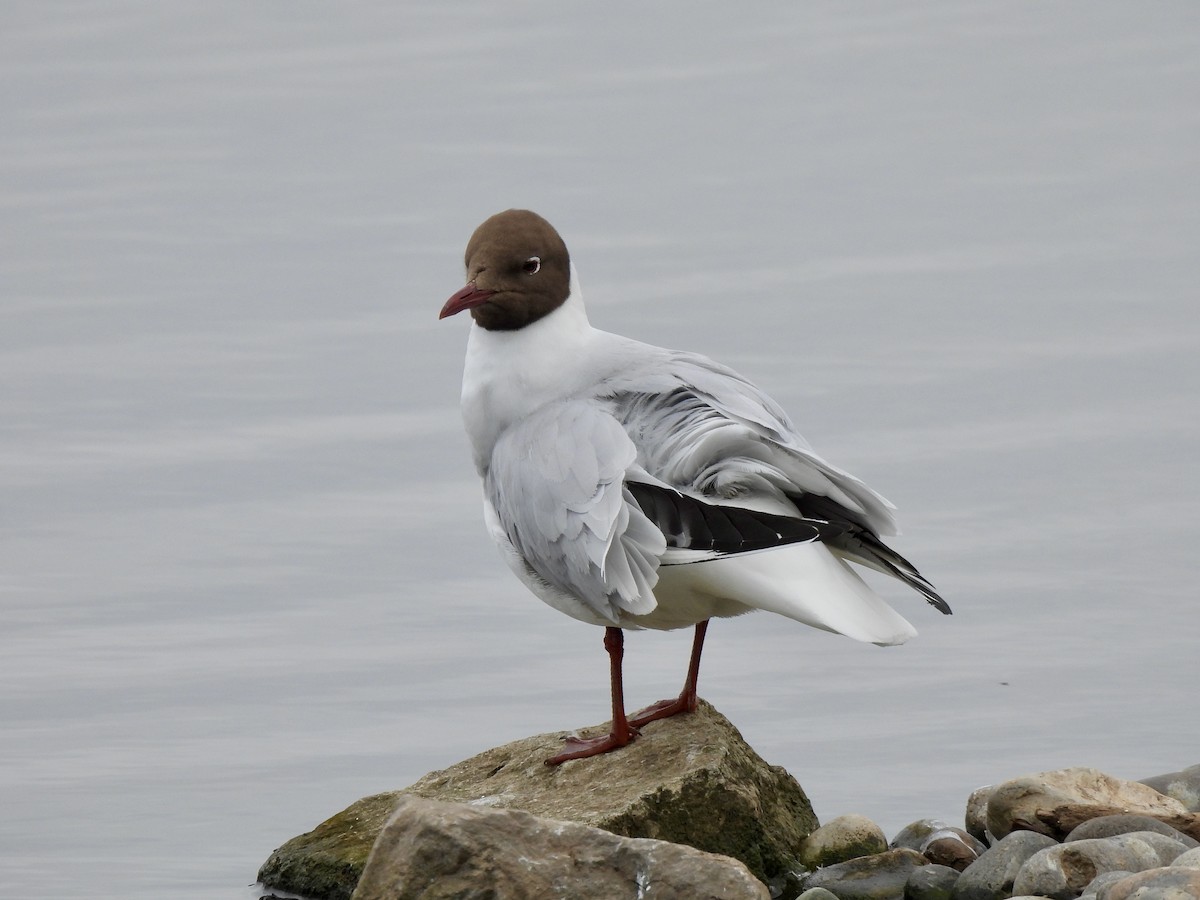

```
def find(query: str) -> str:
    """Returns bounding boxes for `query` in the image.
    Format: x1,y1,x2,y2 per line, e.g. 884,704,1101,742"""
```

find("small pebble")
951,830,1058,900
1094,866,1200,899
903,862,958,900
1172,846,1200,868
963,785,995,845
795,889,840,900
1140,762,1200,812
1065,814,1199,849
798,813,888,870
799,848,928,900
1078,869,1133,898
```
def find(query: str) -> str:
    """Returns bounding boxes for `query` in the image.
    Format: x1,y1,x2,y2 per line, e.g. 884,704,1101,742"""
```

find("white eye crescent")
522,256,541,275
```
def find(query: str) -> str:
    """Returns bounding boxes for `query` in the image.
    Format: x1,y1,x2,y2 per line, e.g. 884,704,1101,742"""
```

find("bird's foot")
628,692,698,729
544,726,639,766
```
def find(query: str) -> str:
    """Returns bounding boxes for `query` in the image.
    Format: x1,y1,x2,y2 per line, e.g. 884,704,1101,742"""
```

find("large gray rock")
350,795,770,900
986,767,1191,841
951,830,1058,900
1012,834,1173,899
257,699,816,899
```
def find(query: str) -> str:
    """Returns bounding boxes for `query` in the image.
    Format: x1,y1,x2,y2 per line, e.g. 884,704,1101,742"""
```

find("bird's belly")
623,565,753,631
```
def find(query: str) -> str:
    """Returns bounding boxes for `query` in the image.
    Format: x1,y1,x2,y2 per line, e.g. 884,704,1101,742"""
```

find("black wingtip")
897,568,952,615
926,588,953,616
627,481,847,555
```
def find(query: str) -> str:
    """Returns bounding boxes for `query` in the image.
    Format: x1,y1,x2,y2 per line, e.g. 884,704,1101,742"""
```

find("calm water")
3,3,1198,898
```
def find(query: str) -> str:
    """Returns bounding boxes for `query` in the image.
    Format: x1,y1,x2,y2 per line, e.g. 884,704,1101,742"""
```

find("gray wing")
485,400,666,625
601,349,949,613
604,350,899,532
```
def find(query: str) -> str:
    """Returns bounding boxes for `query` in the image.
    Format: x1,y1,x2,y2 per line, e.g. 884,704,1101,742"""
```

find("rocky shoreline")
256,702,1200,899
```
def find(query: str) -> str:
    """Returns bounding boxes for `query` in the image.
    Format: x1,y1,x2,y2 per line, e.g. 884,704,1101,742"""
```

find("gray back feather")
604,351,900,536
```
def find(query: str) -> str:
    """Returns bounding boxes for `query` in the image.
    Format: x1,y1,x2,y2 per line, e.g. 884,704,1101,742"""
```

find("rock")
1172,846,1200,868
950,830,1058,900
798,814,888,869
964,786,995,846
1066,815,1200,848
892,819,988,872
1080,870,1134,899
1123,831,1192,865
986,767,1192,841
799,847,928,900
1095,866,1200,899
349,795,769,900
1012,835,1172,899
1141,763,1200,813
1051,809,1200,845
924,834,985,872
890,820,954,852
257,699,816,899
905,863,960,900
797,889,842,900
891,819,943,852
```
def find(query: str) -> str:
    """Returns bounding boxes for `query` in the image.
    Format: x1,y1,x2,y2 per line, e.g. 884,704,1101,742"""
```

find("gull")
439,209,950,764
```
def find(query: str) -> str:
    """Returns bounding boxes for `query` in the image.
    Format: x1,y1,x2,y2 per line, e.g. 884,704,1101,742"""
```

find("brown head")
439,209,572,331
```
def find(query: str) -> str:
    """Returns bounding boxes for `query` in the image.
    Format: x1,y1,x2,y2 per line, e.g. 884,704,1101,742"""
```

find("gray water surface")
3,4,1198,898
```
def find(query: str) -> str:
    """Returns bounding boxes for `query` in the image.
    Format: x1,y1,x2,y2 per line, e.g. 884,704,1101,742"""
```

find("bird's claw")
544,725,640,765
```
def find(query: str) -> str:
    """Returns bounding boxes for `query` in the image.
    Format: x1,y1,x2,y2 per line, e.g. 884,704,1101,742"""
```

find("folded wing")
485,401,666,624
603,350,949,614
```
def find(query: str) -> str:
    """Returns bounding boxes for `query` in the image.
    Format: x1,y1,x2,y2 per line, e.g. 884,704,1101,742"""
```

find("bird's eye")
522,256,541,275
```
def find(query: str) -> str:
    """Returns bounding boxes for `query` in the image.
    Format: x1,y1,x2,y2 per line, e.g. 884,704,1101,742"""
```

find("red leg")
545,627,639,765
629,619,708,728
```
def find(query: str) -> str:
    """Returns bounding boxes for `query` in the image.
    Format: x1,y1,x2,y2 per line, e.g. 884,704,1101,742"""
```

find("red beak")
439,283,496,319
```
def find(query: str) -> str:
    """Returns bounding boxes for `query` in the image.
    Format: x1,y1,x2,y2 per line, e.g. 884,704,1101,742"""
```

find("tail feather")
788,491,952,615
659,542,919,646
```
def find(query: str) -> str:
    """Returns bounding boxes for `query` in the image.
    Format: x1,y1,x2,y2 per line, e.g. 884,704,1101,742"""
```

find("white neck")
460,264,595,472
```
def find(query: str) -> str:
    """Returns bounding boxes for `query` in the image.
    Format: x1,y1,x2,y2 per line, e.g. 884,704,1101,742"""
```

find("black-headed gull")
440,209,950,764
